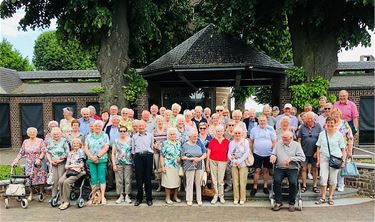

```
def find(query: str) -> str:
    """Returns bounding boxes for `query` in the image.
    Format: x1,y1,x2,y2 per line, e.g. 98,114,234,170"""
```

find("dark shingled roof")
18,70,100,80
11,82,101,95
330,75,375,89
142,24,285,74
0,68,22,94
336,61,375,71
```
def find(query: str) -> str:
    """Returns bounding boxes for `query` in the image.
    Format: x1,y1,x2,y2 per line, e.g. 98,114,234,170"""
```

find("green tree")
0,39,32,71
33,31,97,70
194,0,374,79
1,0,193,109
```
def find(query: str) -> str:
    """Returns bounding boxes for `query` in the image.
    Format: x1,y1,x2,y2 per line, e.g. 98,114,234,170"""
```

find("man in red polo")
333,90,359,135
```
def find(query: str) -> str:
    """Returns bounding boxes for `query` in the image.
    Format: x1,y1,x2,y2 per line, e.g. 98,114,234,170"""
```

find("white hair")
26,127,38,136
93,120,104,128
71,138,82,145
233,126,244,133
121,108,129,115
211,113,219,119
155,115,164,122
81,107,90,115
305,111,315,119
171,103,181,112
167,127,178,138
111,115,121,121
128,109,134,115
184,110,193,117
164,109,172,115
176,114,185,122
215,125,225,132
50,127,62,135
232,110,242,118
63,107,73,115
187,129,198,137
263,105,271,112
204,107,211,113
280,116,290,123
132,119,140,126
194,106,203,112
48,120,58,128
88,105,96,114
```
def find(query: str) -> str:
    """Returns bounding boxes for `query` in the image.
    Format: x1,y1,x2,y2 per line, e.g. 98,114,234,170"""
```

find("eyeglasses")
216,110,223,112
199,127,206,130
119,130,127,133
228,124,235,126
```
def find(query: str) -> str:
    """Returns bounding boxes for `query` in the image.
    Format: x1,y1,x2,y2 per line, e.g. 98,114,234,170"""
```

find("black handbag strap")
325,131,332,156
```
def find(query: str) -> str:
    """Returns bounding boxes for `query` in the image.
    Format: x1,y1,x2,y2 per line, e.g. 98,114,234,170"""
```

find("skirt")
161,167,181,189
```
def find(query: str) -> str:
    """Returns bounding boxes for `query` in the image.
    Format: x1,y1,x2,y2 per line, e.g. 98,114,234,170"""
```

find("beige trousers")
185,170,203,202
232,166,248,202
210,160,227,198
58,172,85,203
52,163,65,197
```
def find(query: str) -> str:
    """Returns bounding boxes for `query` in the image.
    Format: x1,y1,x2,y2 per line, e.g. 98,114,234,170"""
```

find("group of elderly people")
11,90,358,211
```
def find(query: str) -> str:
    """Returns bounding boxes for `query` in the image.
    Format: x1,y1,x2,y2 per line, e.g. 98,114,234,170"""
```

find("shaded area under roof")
142,24,286,76
18,70,100,80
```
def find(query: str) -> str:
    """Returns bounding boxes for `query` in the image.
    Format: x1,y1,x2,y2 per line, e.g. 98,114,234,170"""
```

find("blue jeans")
273,168,298,205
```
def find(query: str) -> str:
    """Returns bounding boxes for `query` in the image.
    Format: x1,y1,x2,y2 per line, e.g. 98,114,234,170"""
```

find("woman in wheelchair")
58,138,86,210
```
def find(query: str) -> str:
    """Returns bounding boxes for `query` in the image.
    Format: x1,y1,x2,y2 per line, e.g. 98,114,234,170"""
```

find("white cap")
284,103,293,109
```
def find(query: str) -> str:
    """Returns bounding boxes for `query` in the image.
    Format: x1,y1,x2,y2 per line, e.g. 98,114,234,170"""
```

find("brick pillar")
136,90,149,119
279,77,291,108
9,97,21,148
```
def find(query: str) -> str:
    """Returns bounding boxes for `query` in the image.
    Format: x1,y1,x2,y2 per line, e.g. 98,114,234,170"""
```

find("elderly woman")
58,138,86,210
65,119,85,147
331,108,353,192
198,122,212,147
171,103,181,126
84,120,110,204
176,114,189,144
181,130,207,206
60,107,74,135
224,120,236,141
120,108,133,132
160,128,182,204
111,126,133,204
208,113,221,137
46,127,70,200
44,121,59,145
207,125,230,204
12,127,47,201
204,107,212,124
276,116,295,142
184,110,196,133
164,109,174,128
228,126,250,205
131,119,140,137
153,115,168,191
315,117,346,205
88,105,101,120
232,110,247,137
159,106,167,116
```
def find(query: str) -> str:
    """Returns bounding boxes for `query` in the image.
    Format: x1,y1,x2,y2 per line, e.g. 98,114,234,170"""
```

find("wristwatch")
96,155,100,159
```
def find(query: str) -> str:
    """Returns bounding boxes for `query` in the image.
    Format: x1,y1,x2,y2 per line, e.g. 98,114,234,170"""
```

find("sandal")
328,198,334,205
315,198,326,205
312,186,320,193
301,186,307,193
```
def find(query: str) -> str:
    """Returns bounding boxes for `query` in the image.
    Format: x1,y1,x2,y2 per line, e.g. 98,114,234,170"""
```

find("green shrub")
0,165,23,180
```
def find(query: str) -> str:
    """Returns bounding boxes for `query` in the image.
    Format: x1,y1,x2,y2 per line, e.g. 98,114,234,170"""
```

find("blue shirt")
79,117,95,136
247,119,258,137
250,125,276,157
316,131,345,158
131,132,154,154
228,139,250,167
275,114,298,131
109,125,120,146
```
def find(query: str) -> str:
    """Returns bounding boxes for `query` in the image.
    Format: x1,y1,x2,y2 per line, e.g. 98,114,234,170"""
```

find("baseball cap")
284,103,293,109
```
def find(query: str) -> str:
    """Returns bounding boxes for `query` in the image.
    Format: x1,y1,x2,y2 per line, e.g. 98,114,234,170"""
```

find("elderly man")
192,106,207,129
333,90,359,135
79,107,95,136
271,131,305,212
297,111,322,193
262,105,276,128
132,120,154,206
243,108,258,138
275,103,298,131
142,110,155,133
150,104,159,121
105,115,121,145
249,115,277,196
317,96,327,115
317,103,333,128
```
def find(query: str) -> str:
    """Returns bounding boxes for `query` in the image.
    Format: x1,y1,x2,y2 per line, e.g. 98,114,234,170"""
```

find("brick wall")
135,90,149,119
345,164,375,197
0,95,99,149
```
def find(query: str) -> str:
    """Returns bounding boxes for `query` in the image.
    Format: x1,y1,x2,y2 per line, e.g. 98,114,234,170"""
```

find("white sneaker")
197,201,203,206
307,173,313,180
219,197,225,204
337,186,345,192
239,201,245,205
115,195,124,204
187,201,193,206
233,200,239,205
211,195,218,204
174,198,182,203
125,194,132,204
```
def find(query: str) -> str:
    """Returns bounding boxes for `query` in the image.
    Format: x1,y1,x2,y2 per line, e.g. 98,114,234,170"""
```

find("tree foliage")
33,31,97,70
287,67,336,110
123,69,148,106
0,39,32,71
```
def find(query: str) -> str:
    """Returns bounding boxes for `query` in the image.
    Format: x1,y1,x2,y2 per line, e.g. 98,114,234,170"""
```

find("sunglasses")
119,130,127,133
234,132,242,135
228,124,234,126
216,110,223,112
324,108,331,110
199,127,206,130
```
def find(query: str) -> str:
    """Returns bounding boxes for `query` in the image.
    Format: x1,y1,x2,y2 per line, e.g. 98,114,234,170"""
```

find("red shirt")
93,115,102,120
208,138,230,162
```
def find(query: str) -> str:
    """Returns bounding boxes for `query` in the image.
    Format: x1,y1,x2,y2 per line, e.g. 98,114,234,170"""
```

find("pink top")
333,100,359,122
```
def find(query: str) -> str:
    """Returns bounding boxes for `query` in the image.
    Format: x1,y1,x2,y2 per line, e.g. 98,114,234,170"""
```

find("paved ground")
1,199,374,222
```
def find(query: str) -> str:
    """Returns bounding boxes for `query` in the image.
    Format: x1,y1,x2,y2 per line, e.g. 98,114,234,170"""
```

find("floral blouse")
113,139,133,165
337,120,353,147
66,149,86,172
47,137,69,161
85,132,110,160
177,128,188,145
160,140,181,168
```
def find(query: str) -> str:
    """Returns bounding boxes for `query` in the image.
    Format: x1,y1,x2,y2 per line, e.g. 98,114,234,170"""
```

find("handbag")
201,185,216,197
66,169,79,177
47,164,54,185
178,166,184,177
245,150,254,167
325,131,342,169
340,158,359,177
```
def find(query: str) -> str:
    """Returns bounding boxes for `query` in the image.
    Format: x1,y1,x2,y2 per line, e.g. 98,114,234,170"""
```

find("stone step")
104,187,358,201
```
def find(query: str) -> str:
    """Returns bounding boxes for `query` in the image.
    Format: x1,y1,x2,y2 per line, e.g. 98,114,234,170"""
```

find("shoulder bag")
325,131,342,169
